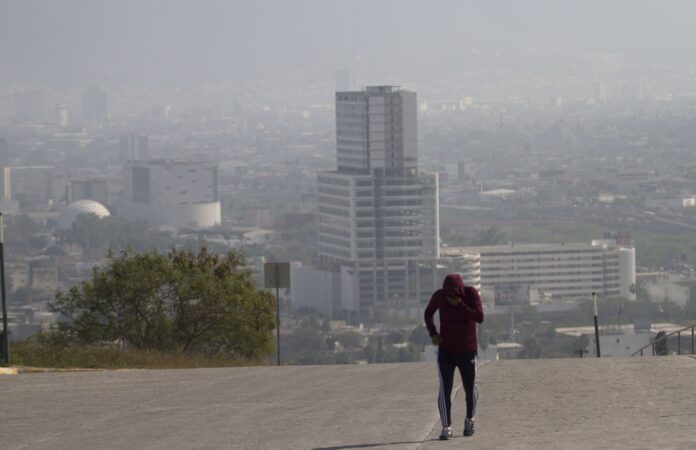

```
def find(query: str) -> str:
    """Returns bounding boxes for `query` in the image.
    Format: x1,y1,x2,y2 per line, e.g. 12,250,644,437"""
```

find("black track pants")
437,348,478,428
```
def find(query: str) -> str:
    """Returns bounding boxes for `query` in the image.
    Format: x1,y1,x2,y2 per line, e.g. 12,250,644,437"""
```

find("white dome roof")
57,200,111,230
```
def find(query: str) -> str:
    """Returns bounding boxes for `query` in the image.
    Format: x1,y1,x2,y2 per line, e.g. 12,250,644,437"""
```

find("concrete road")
422,356,696,450
1,357,695,449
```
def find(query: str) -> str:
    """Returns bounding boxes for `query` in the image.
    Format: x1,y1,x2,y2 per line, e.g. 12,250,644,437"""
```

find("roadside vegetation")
11,337,259,370
10,247,276,369
280,307,425,365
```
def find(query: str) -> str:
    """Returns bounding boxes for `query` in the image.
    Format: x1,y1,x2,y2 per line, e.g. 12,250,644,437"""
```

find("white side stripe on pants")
437,357,448,428
472,355,478,418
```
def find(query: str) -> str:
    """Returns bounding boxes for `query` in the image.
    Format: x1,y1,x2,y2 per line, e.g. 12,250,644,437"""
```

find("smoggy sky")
2,0,696,87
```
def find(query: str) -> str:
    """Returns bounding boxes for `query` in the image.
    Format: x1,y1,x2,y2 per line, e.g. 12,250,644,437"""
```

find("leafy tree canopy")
334,330,365,350
50,247,276,360
473,226,507,246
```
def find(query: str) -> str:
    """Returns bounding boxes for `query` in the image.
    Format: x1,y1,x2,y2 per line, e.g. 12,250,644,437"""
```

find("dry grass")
9,341,261,370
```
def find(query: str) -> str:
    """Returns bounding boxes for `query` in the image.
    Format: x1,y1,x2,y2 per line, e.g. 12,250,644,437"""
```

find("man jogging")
424,273,484,440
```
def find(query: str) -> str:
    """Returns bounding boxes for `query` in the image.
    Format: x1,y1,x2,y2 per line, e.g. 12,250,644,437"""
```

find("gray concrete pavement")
1,357,695,449
1,363,440,450
422,356,696,450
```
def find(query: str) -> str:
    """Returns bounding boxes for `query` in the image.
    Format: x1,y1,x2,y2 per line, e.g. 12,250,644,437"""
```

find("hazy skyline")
3,0,696,88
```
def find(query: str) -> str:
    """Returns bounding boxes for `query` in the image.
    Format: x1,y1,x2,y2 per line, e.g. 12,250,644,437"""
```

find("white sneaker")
439,426,453,440
464,417,475,436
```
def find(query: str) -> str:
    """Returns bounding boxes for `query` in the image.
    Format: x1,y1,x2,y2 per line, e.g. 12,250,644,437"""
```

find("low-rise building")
447,239,636,303
119,160,221,229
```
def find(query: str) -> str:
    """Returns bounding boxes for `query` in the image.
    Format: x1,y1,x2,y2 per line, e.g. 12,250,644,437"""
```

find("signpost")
264,262,290,366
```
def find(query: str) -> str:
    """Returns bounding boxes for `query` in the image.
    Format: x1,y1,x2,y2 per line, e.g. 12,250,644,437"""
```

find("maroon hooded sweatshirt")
424,274,484,353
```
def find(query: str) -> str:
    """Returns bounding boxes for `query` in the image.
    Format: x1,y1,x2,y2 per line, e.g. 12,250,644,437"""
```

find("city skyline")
0,1,694,364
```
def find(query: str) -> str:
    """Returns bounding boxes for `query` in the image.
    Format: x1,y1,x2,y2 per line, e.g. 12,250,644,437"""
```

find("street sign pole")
0,213,9,365
264,262,290,367
275,265,280,366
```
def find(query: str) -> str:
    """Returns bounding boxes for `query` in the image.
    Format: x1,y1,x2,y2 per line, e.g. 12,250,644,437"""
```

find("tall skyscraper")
81,86,108,123
0,138,10,200
119,134,149,162
318,86,439,321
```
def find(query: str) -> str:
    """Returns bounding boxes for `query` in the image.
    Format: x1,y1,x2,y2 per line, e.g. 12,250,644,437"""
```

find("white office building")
438,249,481,292
448,240,636,303
317,86,440,321
119,160,221,229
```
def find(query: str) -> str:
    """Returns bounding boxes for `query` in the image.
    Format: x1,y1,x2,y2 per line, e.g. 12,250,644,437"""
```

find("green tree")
385,330,407,344
408,325,431,347
363,342,376,363
474,226,506,245
519,336,542,359
686,298,696,321
50,247,275,359
375,337,386,363
660,300,685,325
334,330,364,350
59,215,176,257
282,326,325,361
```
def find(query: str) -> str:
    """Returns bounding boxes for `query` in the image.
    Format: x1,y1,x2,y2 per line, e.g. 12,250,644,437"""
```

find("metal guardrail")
631,324,696,357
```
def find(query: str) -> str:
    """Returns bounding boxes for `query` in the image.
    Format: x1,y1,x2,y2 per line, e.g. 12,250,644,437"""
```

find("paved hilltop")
2,357,695,450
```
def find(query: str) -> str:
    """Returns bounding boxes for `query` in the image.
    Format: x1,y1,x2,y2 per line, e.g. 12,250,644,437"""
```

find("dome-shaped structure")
56,200,111,230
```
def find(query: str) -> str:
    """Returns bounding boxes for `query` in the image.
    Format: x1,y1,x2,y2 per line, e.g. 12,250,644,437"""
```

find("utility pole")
0,212,9,365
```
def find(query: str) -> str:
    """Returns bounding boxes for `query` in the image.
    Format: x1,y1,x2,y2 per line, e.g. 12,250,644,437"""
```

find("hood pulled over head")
442,273,465,298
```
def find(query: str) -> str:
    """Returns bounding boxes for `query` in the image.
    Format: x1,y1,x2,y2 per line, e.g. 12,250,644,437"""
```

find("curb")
0,367,19,375
15,367,145,374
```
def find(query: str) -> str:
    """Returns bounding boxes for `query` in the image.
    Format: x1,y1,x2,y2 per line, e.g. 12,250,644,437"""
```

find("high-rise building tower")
119,134,149,162
81,86,108,123
0,138,10,200
317,86,439,321
335,86,418,175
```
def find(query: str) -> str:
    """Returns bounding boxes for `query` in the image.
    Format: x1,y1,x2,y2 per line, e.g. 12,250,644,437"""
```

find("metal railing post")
631,324,696,357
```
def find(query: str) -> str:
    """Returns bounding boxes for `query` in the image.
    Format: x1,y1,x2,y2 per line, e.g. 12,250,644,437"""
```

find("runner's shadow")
313,439,438,449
